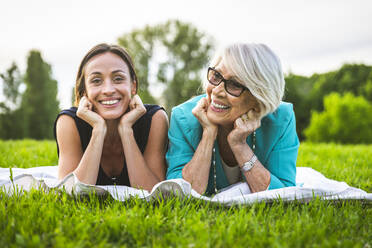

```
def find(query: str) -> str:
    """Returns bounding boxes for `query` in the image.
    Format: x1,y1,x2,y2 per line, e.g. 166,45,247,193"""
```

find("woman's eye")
114,76,124,83
214,72,222,81
91,78,102,84
228,81,243,90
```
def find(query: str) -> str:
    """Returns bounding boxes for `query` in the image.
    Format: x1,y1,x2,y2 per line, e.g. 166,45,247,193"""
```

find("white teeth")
101,99,119,105
211,101,229,109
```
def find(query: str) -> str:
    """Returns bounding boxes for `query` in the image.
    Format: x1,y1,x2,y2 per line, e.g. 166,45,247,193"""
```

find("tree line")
1,20,372,143
0,51,59,140
284,64,372,143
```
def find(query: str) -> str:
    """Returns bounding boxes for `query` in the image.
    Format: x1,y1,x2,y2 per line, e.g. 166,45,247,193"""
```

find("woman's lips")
99,99,120,108
210,100,230,112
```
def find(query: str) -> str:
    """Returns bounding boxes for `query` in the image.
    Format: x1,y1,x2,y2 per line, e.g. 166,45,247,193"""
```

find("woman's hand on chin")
118,94,146,134
77,96,106,130
192,97,217,136
227,110,261,149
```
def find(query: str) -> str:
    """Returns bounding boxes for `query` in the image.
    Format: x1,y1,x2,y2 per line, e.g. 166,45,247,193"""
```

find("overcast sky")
1,0,371,109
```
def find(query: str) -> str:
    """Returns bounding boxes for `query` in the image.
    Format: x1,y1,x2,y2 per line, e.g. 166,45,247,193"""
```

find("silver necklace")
212,131,256,194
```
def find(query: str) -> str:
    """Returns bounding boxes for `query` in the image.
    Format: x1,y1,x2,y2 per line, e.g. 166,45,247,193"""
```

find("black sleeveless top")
53,104,164,186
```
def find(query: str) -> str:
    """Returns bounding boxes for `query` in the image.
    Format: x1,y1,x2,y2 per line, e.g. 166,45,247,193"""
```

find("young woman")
166,43,299,195
54,43,168,191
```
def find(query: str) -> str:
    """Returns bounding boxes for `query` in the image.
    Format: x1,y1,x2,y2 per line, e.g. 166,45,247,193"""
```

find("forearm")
182,129,217,194
231,143,271,192
73,127,106,184
120,128,160,191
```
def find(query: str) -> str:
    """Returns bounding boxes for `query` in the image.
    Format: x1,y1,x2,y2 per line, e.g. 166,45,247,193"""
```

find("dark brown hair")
74,43,138,106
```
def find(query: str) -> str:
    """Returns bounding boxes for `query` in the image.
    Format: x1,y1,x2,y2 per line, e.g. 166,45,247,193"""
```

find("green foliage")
284,73,318,140
0,63,25,139
305,93,372,144
0,108,25,139
118,20,214,112
0,52,60,140
21,50,60,139
0,62,22,107
311,64,372,111
363,72,372,100
118,24,159,104
284,64,372,141
0,141,371,247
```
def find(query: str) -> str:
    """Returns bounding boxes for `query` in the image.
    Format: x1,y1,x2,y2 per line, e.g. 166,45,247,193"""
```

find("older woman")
54,43,168,191
166,43,299,195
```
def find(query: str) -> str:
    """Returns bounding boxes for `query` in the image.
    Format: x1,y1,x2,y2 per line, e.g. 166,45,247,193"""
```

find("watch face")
241,155,257,172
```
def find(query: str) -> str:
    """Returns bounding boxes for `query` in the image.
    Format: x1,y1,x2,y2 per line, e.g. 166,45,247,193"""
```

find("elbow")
156,169,166,182
143,184,155,192
193,185,207,195
182,167,207,195
57,166,72,181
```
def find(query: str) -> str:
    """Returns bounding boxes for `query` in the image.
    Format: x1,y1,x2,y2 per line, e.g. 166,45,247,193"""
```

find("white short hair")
209,43,285,118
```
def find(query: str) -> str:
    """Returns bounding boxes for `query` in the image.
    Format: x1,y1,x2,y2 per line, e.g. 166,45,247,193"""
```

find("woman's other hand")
76,96,106,130
227,110,261,148
118,94,146,134
192,97,218,135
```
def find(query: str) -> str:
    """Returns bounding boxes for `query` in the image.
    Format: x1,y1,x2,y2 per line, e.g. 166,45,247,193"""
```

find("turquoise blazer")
166,94,300,195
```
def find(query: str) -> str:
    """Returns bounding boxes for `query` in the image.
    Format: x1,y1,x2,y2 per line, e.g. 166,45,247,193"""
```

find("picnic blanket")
0,166,371,206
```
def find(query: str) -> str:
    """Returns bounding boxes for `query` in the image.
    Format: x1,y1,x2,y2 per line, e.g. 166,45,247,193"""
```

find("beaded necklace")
212,131,256,194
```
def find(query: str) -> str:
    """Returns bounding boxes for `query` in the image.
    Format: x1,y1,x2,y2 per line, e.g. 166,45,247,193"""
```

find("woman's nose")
212,81,226,96
102,80,115,94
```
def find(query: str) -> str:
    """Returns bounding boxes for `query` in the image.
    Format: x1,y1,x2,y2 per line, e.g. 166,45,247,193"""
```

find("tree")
0,62,22,110
362,70,372,101
118,20,215,112
304,93,372,144
0,62,24,139
310,64,372,111
284,64,372,140
284,73,318,140
21,50,60,139
118,25,160,105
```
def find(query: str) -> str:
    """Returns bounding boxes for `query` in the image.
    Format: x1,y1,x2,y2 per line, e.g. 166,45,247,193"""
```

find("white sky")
1,0,371,109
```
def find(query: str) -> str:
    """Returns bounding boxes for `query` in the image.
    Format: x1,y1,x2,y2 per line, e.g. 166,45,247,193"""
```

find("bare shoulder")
56,115,79,137
56,114,83,179
56,115,82,151
151,109,169,127
147,109,169,144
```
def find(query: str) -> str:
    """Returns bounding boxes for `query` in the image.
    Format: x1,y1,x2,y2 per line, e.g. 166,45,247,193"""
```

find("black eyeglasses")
207,67,247,97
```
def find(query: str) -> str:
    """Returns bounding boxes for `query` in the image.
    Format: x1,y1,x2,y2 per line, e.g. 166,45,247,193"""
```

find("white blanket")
0,166,371,206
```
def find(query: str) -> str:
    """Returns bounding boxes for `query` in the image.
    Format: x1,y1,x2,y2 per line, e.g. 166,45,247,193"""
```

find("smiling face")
206,62,259,128
84,52,136,120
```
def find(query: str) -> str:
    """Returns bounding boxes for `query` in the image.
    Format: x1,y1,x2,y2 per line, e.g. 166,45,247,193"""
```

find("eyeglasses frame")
207,67,248,97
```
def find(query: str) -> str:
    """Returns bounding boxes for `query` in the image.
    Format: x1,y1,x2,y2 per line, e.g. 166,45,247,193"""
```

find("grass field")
1,140,371,247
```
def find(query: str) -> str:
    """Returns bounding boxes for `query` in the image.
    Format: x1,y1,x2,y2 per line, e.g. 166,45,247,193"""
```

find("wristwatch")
240,155,257,173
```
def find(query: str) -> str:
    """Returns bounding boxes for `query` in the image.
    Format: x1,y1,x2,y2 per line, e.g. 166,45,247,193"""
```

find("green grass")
298,143,372,192
1,140,371,247
0,139,58,168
